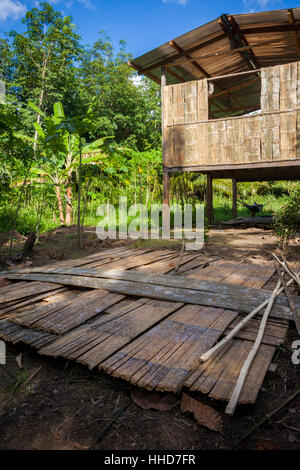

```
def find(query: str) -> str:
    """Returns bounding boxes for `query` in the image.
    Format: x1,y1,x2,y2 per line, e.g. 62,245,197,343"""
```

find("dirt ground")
0,225,299,450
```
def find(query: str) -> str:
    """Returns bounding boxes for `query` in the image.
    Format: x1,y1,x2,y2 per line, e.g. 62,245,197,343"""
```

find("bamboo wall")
163,61,300,169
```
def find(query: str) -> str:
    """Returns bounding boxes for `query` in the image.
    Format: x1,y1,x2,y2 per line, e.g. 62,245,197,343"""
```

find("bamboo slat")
100,305,238,392
38,299,183,369
0,319,57,348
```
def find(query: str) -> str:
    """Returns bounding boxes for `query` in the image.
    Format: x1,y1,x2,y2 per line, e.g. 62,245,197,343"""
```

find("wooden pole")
161,66,170,233
206,174,213,225
232,178,237,219
163,170,170,206
225,278,282,415
274,263,300,336
199,269,299,363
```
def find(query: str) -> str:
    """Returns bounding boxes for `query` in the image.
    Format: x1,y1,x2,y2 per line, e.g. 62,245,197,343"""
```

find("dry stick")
199,273,297,363
232,387,300,449
90,401,131,450
21,365,44,389
274,263,300,336
174,239,185,273
225,278,282,415
273,253,299,285
281,254,300,288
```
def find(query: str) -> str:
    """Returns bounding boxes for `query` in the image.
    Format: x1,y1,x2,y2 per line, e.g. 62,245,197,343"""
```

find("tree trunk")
55,186,65,224
65,168,73,225
65,186,72,225
77,138,82,247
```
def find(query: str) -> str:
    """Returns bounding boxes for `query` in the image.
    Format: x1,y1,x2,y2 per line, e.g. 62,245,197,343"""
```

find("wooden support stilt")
161,66,170,236
206,174,213,225
163,170,170,206
232,178,237,218
162,170,170,237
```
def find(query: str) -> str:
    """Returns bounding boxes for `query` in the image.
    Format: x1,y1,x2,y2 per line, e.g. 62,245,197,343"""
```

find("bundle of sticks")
198,253,300,416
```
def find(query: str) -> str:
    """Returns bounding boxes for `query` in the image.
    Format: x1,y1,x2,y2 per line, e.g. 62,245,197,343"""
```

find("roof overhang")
129,7,300,86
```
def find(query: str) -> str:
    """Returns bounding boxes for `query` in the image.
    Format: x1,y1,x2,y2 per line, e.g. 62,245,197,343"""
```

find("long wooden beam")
287,9,300,58
209,76,259,99
165,65,185,83
165,159,300,173
218,15,256,71
228,15,259,69
207,68,260,81
128,61,161,84
170,40,209,78
171,40,282,61
138,33,227,74
240,24,300,34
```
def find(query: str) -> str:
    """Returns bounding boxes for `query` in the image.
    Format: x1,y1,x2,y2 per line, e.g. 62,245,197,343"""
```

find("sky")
0,0,296,58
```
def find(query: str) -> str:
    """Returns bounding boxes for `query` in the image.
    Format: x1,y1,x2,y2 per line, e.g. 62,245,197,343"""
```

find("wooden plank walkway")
0,246,292,407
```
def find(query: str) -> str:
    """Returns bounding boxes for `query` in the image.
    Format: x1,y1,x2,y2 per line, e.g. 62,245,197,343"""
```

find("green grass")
213,193,289,223
0,193,290,236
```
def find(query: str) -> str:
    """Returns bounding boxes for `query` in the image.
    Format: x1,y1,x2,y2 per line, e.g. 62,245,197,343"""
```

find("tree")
8,2,82,145
77,33,161,150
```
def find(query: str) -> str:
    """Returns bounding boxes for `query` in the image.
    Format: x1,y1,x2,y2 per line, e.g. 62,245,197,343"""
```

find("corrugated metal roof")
130,7,300,85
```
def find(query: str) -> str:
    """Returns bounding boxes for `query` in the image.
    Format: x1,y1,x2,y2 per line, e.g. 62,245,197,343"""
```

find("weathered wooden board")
184,338,276,404
224,316,288,347
0,319,57,348
11,289,125,335
4,266,296,319
100,305,238,393
0,287,68,319
0,281,63,305
38,299,184,369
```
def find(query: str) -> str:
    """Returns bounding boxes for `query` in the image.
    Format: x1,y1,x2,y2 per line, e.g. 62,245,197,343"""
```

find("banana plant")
19,101,111,225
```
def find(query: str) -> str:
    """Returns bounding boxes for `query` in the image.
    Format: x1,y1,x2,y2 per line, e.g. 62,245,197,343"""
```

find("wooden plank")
10,289,82,327
0,281,63,305
185,336,276,405
0,287,67,319
0,320,56,348
38,299,183,369
135,252,200,274
224,316,288,346
261,65,280,113
5,262,274,296
12,289,125,335
3,268,297,319
209,340,276,404
101,306,238,393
